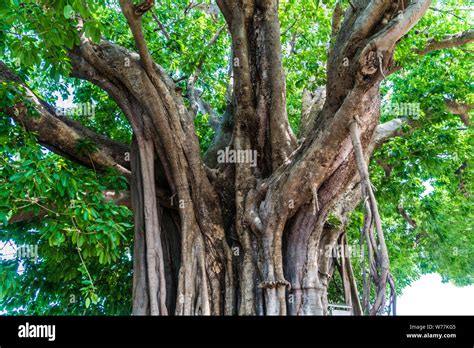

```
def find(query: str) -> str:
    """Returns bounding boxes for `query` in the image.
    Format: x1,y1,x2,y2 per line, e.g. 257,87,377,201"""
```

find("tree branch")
330,1,343,42
216,0,232,25
151,10,171,40
368,117,408,153
429,7,468,22
388,28,474,75
368,96,472,152
445,99,473,126
8,190,133,225
299,87,326,139
397,205,417,228
134,0,155,17
0,61,131,178
370,0,432,53
187,25,226,117
120,0,157,77
397,205,428,244
416,28,474,56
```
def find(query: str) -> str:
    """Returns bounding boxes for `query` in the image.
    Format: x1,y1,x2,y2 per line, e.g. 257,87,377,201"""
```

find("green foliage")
194,112,215,154
326,213,342,229
0,119,133,314
0,81,20,108
280,0,333,133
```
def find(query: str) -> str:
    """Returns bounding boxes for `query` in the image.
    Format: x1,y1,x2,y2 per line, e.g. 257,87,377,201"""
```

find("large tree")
0,0,472,315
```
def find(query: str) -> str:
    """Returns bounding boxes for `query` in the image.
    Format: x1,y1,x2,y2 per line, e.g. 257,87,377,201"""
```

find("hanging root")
337,233,363,315
350,116,395,315
387,274,397,315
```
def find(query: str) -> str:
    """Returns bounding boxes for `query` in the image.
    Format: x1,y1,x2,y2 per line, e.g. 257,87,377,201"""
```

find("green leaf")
63,5,74,19
84,22,101,43
91,293,98,304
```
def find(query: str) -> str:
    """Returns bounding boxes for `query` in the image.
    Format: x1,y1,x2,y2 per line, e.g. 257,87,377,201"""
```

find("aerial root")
350,116,395,315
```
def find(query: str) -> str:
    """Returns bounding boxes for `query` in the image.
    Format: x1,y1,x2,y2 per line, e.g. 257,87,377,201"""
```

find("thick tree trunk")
25,0,431,316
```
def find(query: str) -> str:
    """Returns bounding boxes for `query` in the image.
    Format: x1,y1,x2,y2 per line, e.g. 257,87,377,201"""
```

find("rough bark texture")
5,0,464,316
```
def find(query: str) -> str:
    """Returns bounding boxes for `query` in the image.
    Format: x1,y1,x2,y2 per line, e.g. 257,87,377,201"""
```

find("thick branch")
330,1,343,42
220,0,297,172
0,61,131,178
370,0,432,53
